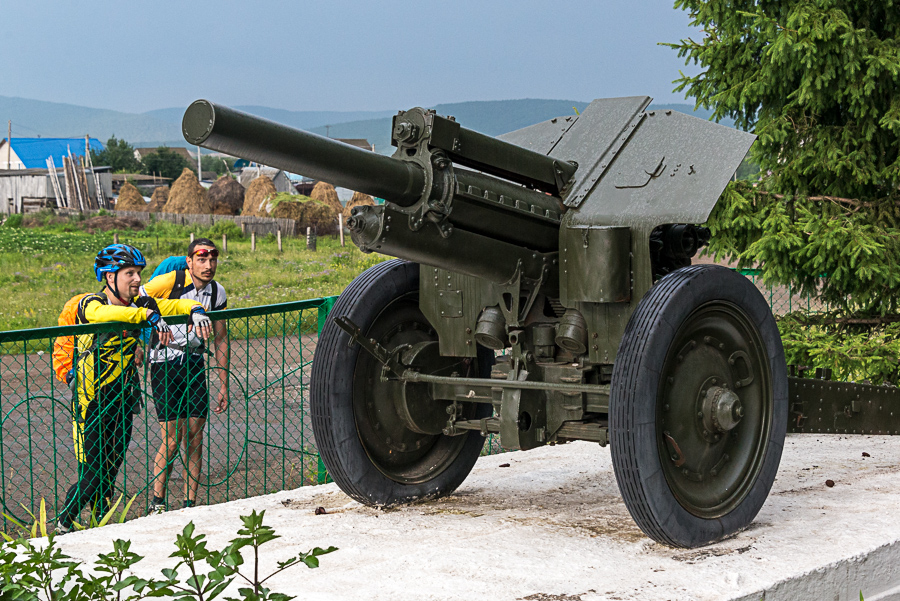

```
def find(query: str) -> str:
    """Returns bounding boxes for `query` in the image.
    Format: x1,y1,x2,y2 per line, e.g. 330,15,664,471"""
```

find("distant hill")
0,96,395,149
1,95,734,156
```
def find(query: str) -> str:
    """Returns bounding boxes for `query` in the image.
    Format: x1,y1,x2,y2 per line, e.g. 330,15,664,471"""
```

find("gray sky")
1,0,701,113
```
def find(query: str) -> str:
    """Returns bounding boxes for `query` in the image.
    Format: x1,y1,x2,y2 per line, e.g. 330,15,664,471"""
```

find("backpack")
151,255,188,280
151,256,218,308
52,293,91,382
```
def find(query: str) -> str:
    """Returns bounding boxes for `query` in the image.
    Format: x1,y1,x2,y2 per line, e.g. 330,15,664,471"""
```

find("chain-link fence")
741,268,824,316
0,297,340,531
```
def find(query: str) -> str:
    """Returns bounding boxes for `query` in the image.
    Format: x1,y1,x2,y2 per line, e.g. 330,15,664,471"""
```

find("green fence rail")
0,274,810,533
0,297,339,531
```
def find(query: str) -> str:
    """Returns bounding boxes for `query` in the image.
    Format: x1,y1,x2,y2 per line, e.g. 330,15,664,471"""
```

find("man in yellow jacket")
57,244,211,534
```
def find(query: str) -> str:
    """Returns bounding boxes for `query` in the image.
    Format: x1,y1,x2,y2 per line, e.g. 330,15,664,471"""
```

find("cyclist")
141,238,228,513
56,244,212,534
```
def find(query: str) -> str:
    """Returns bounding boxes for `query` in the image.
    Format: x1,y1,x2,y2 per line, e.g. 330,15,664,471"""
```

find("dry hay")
310,181,343,214
163,168,211,214
242,175,278,217
146,186,169,212
268,194,339,234
208,175,245,215
114,182,148,212
343,191,375,220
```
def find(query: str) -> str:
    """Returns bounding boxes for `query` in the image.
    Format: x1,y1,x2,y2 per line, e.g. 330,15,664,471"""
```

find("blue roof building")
0,137,105,170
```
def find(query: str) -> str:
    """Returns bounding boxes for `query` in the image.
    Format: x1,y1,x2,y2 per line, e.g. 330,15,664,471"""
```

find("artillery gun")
183,97,780,548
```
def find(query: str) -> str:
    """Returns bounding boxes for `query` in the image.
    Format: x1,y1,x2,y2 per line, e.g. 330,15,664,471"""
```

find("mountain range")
1,95,731,156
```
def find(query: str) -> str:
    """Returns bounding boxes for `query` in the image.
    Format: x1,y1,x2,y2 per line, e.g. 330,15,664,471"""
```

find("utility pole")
6,121,10,170
325,124,331,138
197,146,202,182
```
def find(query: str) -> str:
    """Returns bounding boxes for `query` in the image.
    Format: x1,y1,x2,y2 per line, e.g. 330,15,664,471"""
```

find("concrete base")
55,435,900,601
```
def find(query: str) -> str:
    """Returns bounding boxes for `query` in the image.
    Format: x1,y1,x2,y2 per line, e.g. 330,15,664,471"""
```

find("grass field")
0,213,387,331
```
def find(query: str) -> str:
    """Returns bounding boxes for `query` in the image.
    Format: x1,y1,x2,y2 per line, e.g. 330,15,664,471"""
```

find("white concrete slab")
54,435,900,601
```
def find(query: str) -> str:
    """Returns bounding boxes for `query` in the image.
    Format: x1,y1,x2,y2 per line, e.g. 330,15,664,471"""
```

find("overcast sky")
1,0,702,113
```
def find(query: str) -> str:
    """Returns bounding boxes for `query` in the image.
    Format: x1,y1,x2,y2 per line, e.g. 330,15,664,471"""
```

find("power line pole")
197,146,202,182
6,121,11,169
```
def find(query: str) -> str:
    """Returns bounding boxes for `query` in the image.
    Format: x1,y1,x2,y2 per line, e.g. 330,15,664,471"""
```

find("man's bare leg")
152,418,186,501
184,417,206,504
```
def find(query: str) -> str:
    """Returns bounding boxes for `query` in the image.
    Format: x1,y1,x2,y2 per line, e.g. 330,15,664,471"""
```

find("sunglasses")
191,249,219,259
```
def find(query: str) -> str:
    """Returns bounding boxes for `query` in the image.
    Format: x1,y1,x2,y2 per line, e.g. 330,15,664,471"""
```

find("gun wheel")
610,265,787,548
311,259,491,506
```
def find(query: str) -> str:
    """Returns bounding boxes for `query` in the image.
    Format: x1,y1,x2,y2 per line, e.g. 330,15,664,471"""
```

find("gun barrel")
182,100,425,206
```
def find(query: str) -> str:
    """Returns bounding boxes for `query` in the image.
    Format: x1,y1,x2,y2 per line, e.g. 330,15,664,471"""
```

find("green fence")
740,268,823,316
0,297,340,531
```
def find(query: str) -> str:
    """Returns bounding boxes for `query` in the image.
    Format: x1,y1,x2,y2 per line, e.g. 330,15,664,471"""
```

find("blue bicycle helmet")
94,244,147,282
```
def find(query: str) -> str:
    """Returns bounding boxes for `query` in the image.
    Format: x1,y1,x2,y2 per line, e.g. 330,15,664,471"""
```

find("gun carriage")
184,97,783,548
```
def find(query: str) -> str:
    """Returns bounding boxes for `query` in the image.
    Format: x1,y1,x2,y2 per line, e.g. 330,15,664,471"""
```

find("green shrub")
0,510,336,600
4,214,23,228
205,220,244,240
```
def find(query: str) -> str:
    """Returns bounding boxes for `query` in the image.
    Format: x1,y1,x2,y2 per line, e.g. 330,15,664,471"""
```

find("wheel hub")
702,386,743,433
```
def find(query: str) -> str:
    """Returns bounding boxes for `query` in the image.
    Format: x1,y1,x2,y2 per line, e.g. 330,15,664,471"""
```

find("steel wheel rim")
656,301,773,518
351,293,475,484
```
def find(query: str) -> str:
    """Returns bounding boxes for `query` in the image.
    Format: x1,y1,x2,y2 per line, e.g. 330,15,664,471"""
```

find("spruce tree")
668,1,900,382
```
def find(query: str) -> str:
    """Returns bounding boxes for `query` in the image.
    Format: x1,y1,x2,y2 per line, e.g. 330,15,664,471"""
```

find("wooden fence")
57,209,299,237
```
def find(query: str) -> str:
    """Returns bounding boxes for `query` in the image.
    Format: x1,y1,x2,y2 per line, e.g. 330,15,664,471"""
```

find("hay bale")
242,175,278,217
114,182,148,212
343,191,375,220
146,186,169,212
208,175,244,215
163,168,211,214
310,181,343,214
268,194,339,234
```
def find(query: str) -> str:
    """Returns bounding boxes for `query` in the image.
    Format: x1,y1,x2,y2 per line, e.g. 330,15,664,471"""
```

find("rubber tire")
311,259,492,506
609,265,787,548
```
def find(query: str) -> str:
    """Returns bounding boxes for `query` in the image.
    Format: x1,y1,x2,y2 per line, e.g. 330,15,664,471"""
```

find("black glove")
134,296,161,312
146,310,170,334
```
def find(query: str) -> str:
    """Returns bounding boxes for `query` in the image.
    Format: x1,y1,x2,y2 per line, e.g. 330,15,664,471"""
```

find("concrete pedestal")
56,435,900,601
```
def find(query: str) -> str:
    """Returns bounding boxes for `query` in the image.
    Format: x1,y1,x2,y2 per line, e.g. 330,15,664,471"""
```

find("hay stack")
310,181,343,214
343,191,375,220
146,186,169,212
268,194,339,233
242,175,278,217
208,175,244,215
114,182,148,212
163,168,211,214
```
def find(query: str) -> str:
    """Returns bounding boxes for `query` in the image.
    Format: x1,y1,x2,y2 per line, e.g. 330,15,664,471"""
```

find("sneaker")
182,499,196,509
147,501,167,516
55,520,72,535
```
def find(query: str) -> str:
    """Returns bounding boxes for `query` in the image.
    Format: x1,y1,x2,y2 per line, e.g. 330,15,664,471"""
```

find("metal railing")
0,297,338,530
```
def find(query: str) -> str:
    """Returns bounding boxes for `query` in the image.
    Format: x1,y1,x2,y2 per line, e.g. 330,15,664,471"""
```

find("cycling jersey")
59,292,201,528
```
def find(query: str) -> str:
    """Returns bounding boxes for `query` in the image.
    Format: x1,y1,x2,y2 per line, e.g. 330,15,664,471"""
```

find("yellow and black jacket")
72,293,201,438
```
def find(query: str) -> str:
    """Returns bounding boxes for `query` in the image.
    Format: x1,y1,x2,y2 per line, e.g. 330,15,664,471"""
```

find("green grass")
0,215,386,331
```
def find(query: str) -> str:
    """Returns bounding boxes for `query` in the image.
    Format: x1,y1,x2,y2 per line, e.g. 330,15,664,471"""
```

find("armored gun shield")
184,97,783,549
